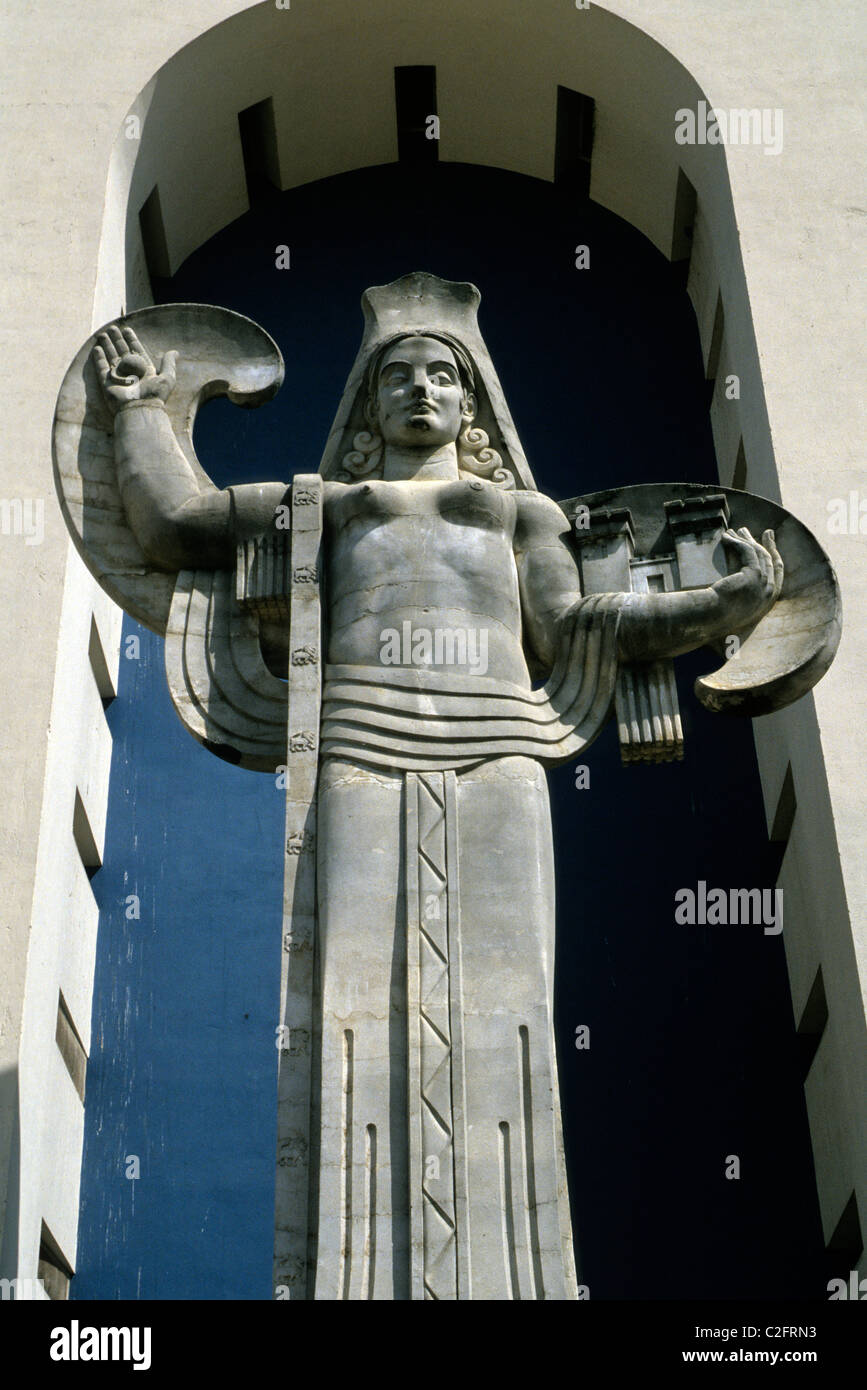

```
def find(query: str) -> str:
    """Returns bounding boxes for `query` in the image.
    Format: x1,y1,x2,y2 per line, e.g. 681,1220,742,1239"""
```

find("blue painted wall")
74,164,825,1299
74,626,282,1299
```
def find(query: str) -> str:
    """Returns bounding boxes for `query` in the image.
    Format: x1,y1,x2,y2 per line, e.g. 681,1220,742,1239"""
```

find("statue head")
365,333,476,449
342,329,511,486
319,273,536,489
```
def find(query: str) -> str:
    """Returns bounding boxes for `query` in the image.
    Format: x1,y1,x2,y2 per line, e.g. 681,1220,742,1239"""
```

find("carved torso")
322,477,531,684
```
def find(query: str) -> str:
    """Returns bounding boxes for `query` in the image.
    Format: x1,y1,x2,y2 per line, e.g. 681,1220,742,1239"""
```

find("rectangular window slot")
88,614,116,708
670,167,697,277
796,966,828,1081
38,1221,74,1301
706,291,725,381
56,991,87,1102
825,1191,863,1286
554,86,595,199
73,789,101,881
770,762,797,844
138,184,171,285
732,437,748,492
238,97,281,205
394,66,438,164
706,290,725,404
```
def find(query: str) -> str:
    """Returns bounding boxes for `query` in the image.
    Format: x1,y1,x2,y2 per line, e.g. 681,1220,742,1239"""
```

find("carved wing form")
164,474,323,776
165,568,288,772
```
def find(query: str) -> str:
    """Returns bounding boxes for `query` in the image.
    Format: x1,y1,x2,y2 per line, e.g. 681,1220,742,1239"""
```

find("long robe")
306,597,624,1299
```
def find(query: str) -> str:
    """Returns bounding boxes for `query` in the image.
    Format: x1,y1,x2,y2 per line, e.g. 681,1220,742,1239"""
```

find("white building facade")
0,0,863,1294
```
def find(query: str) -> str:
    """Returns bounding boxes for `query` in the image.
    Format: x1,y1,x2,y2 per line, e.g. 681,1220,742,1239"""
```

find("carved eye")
382,367,409,386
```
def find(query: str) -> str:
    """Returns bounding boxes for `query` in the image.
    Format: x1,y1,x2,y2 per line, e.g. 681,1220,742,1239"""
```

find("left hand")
711,527,783,629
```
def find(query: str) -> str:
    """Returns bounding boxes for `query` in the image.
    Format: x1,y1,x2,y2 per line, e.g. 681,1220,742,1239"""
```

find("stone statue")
53,273,840,1300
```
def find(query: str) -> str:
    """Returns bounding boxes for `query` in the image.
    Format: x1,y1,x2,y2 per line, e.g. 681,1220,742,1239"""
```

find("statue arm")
513,492,783,664
513,493,585,668
617,528,783,660
95,325,287,572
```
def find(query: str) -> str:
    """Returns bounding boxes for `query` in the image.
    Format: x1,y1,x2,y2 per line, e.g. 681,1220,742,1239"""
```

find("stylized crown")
360,272,482,355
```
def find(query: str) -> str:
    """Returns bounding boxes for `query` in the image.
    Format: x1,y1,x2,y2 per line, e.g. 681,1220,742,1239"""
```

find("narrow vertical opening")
238,97,281,205
796,966,828,1081
88,614,116,709
72,789,101,881
56,991,87,1102
138,185,171,286
767,760,795,879
38,1222,74,1301
394,66,438,164
770,763,797,845
670,167,698,279
554,86,595,199
825,1192,863,1286
732,437,748,491
706,290,725,404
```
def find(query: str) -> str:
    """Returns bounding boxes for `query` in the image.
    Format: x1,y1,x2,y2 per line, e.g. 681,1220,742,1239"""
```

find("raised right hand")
92,323,178,414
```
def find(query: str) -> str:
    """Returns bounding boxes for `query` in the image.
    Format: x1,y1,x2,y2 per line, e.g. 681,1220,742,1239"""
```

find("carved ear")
462,391,477,421
53,302,284,635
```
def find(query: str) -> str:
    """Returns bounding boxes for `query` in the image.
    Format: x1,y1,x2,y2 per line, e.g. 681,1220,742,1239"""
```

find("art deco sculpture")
53,272,840,1299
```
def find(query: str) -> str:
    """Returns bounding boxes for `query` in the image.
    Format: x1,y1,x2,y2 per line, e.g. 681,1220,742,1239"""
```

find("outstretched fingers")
92,342,113,385
107,323,128,359
157,348,179,386
722,526,780,605
120,325,150,362
722,527,761,572
92,329,137,388
95,330,119,368
762,528,784,600
748,527,777,598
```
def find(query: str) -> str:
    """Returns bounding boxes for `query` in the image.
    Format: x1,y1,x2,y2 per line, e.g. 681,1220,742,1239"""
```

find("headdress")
317,272,537,490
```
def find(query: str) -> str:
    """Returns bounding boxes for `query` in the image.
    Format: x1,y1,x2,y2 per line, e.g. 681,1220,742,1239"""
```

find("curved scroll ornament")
564,482,841,760
165,569,287,772
52,303,284,635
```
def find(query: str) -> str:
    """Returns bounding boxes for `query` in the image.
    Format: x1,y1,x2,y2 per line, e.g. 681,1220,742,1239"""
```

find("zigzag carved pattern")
416,773,457,1300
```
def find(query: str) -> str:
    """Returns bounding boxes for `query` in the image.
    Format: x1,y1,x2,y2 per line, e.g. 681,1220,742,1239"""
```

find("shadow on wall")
0,1066,20,1282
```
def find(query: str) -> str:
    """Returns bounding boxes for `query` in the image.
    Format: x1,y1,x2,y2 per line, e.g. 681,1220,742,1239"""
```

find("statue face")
374,336,470,448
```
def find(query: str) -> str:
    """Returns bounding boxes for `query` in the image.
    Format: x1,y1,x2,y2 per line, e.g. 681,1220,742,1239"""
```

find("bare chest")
324,477,515,573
